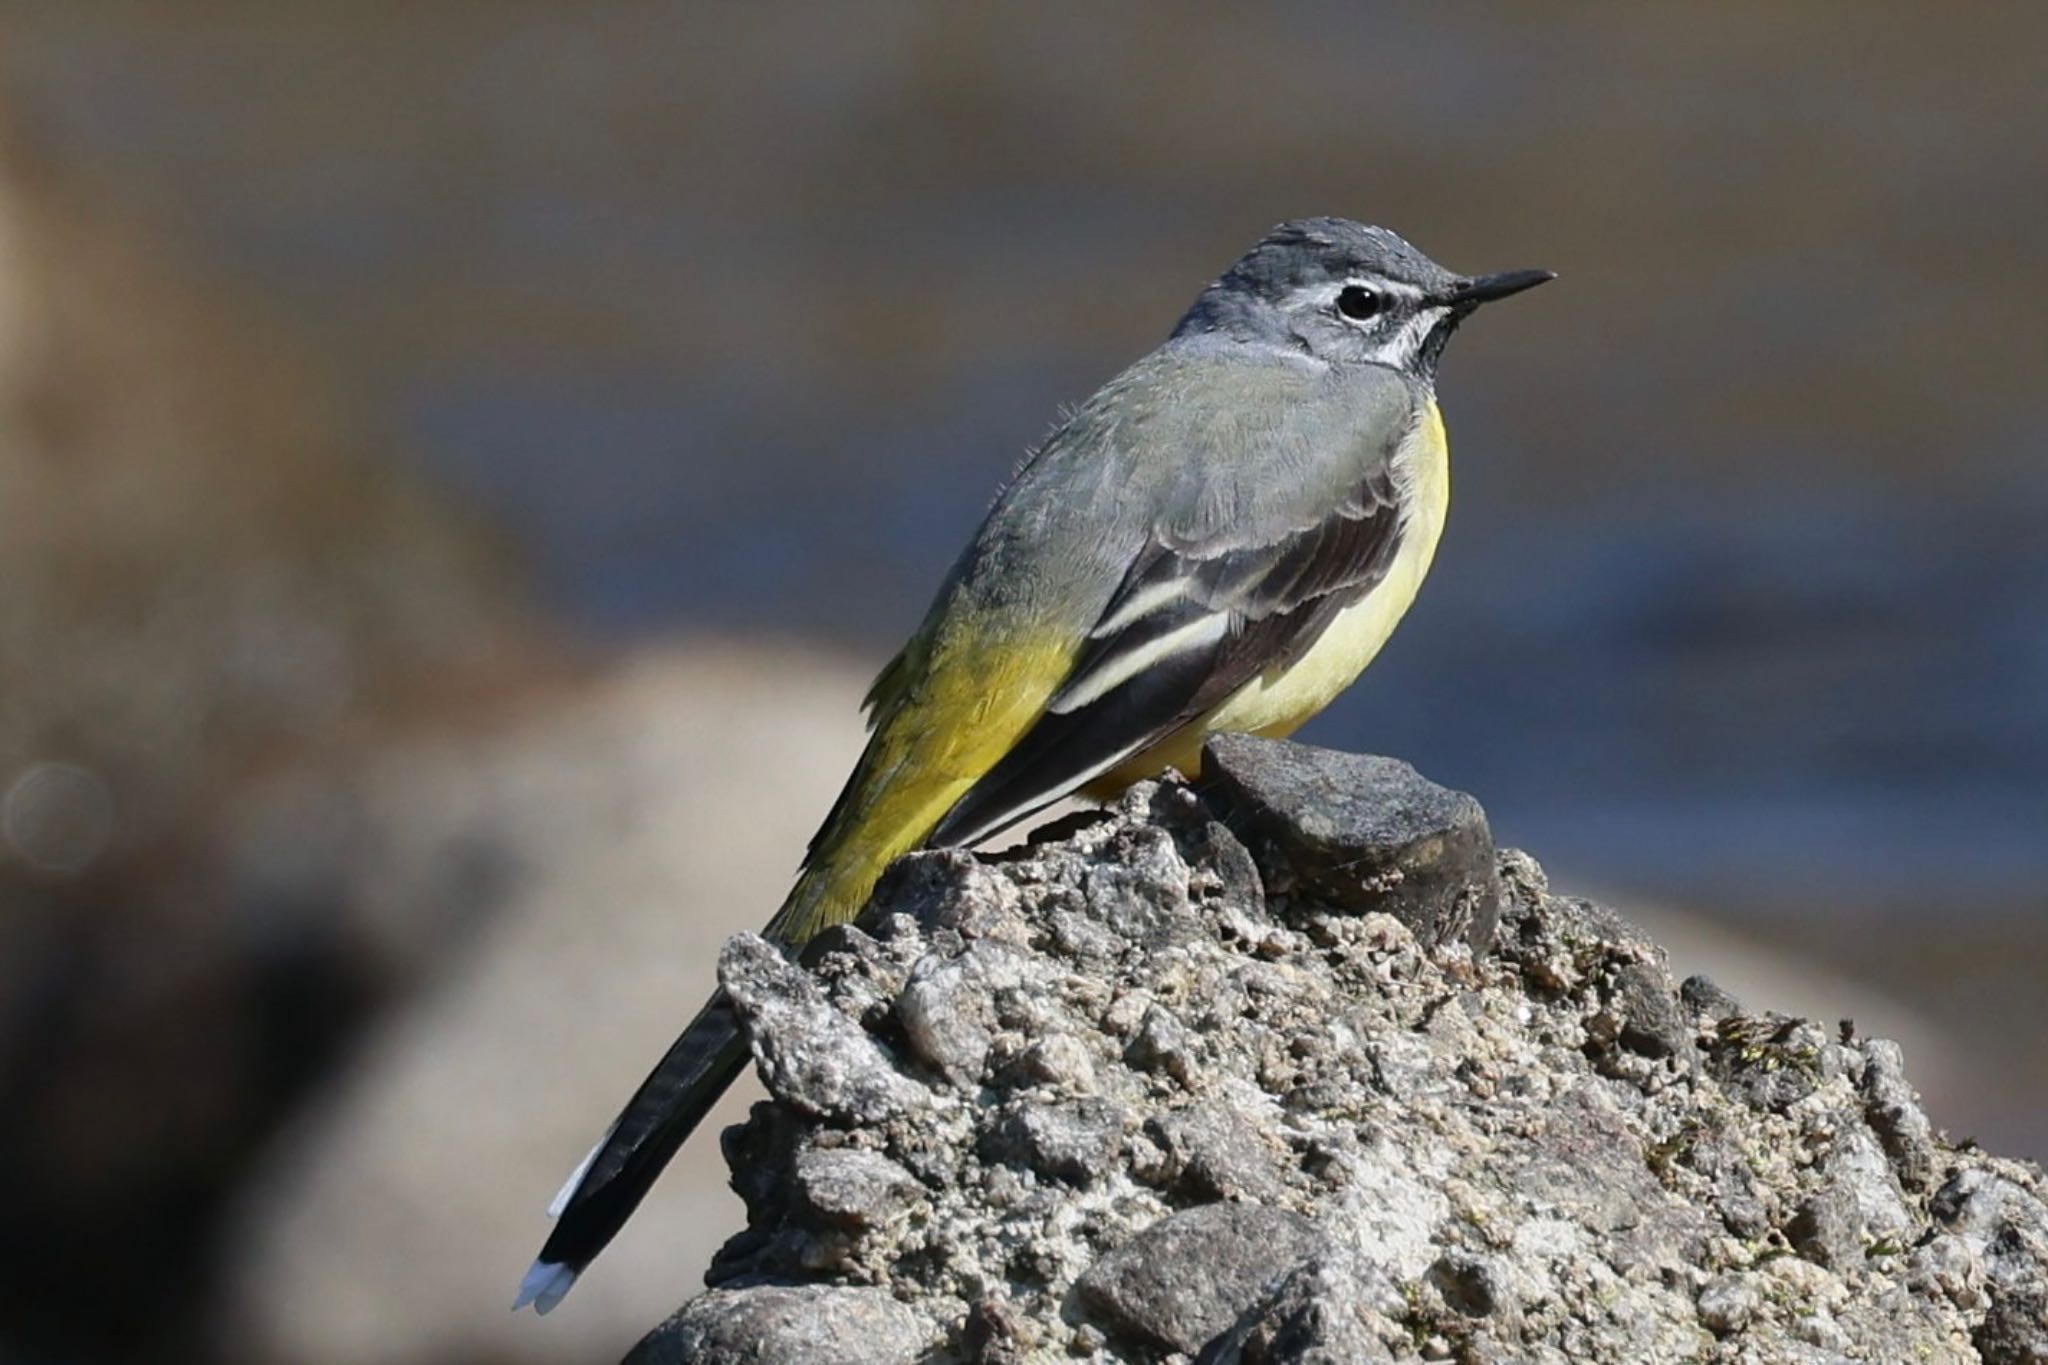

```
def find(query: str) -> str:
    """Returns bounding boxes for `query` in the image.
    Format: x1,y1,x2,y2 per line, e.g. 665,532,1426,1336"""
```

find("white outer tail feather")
546,1121,616,1220
515,1120,618,1313
513,1259,578,1315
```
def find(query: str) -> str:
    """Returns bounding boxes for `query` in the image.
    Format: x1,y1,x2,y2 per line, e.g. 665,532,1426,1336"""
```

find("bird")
516,217,1551,1312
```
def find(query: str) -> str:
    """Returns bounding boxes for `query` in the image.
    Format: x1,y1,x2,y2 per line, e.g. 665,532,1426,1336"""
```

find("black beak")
1446,269,1556,306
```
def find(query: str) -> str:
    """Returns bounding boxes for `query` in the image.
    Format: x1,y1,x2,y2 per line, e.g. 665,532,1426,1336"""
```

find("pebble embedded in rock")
1197,734,1498,953
895,955,996,1085
1198,1245,1399,1364
792,1147,922,1230
1146,1102,1288,1202
988,1097,1126,1186
1609,960,1691,1059
1076,1202,1325,1354
1695,1273,1759,1336
624,1284,929,1365
719,935,928,1123
1125,1003,1198,1084
1975,1285,2048,1365
1860,1038,1939,1191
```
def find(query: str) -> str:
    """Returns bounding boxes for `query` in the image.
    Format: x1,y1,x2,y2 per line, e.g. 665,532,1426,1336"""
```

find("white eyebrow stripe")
1352,277,1424,301
1285,276,1424,313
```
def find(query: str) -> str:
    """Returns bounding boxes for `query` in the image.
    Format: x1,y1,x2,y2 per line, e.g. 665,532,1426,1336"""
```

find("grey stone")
1013,1032,1097,1092
624,1284,927,1364
1696,1272,1759,1336
1976,1286,2048,1365
961,1294,1040,1363
894,953,995,1085
1931,1169,2048,1297
1908,1233,1986,1310
1076,1202,1325,1354
1199,733,1499,953
1081,824,1200,946
1199,1246,1398,1364
1787,1187,1868,1269
1125,1002,1199,1084
1146,1102,1289,1202
791,1148,921,1230
1610,960,1691,1059
987,1097,1126,1186
719,935,928,1123
1680,973,1743,1023
1427,1251,1503,1318
1787,1125,1912,1269
1860,1038,1939,1191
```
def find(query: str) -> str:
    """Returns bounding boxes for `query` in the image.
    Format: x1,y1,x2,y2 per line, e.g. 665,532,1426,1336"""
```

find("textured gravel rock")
630,739,2045,1363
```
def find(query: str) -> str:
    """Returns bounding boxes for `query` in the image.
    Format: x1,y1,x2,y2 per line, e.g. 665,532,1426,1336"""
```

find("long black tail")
514,992,750,1313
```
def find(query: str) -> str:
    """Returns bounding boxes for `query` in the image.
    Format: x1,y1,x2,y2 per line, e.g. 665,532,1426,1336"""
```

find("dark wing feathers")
924,459,1405,849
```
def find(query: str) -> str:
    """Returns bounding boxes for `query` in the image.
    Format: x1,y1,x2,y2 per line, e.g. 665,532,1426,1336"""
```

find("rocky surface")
632,736,2045,1364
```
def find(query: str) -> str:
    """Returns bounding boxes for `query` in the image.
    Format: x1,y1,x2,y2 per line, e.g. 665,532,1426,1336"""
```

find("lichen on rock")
630,736,2045,1364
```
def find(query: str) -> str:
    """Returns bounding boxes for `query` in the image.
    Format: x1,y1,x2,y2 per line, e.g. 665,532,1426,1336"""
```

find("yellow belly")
1092,398,1450,789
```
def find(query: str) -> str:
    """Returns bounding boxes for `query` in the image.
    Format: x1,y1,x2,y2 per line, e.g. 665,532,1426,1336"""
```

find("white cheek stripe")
1362,306,1447,367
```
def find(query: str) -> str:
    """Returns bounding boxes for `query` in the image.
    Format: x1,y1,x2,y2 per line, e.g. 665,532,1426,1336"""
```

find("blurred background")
0,3,2042,1361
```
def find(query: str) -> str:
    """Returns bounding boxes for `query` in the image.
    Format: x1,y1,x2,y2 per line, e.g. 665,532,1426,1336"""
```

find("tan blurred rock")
215,642,874,1365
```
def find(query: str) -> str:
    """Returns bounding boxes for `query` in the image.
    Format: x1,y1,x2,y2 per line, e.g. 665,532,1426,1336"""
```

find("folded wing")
926,437,1410,848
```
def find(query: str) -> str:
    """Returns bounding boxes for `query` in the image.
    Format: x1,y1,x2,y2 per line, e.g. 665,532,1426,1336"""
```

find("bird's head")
1174,217,1552,378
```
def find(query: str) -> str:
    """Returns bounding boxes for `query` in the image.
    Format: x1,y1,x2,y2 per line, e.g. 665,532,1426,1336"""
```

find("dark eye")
1336,285,1382,321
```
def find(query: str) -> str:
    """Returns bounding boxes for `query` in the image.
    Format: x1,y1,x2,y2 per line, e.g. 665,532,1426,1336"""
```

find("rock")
791,1148,922,1230
1931,1167,2048,1308
1075,1203,1326,1354
1696,1272,1760,1335
1680,973,1744,1023
720,936,928,1123
1125,1002,1199,1084
1610,960,1692,1059
1198,733,1499,953
1146,1101,1289,1202
1199,1245,1399,1364
625,1284,929,1365
1426,1251,1504,1318
1976,1287,2048,1365
986,1097,1127,1186
634,747,2039,1364
1786,1186,1869,1269
1013,1032,1097,1092
1862,1037,1940,1191
895,955,998,1085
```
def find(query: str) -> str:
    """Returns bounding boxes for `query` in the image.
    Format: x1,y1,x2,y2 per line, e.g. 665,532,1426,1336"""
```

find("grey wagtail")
517,217,1551,1311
